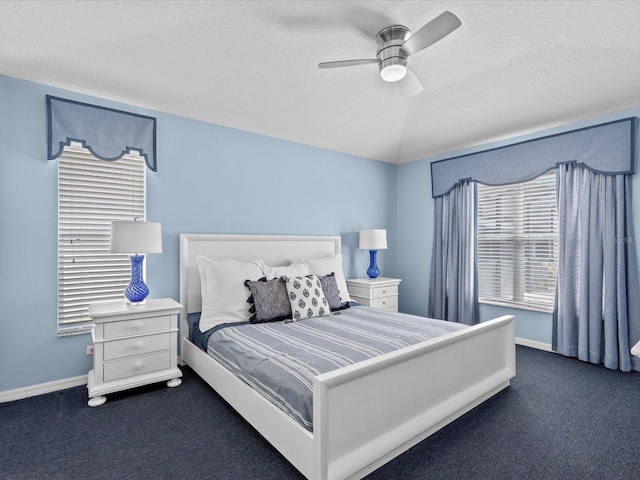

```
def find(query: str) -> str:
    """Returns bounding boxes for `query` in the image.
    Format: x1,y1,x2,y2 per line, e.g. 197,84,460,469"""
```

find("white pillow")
196,255,264,332
259,261,310,280
295,253,351,302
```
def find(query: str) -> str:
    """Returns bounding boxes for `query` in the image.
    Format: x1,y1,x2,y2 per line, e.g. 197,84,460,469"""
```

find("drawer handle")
382,289,386,294
135,322,144,330
135,362,144,371
135,342,144,350
382,301,386,305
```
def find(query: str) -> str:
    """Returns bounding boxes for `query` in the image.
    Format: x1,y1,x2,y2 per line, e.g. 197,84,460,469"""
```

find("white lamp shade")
110,221,162,254
359,229,387,250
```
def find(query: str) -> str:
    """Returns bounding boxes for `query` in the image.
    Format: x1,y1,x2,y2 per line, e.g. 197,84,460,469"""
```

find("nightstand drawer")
348,285,372,299
103,351,171,382
104,315,171,339
103,333,171,361
370,295,398,310
371,285,398,298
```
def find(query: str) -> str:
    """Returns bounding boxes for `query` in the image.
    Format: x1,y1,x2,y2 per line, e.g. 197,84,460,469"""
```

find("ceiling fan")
318,11,461,96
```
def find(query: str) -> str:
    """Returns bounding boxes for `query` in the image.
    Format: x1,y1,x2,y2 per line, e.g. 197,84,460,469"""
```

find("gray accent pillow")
319,273,350,312
245,277,291,323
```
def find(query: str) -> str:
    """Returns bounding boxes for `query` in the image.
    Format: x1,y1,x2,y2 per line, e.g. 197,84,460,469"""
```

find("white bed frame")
179,234,515,480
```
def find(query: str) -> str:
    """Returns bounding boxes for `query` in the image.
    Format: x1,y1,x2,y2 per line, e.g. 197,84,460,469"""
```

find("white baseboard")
516,337,554,352
0,375,87,403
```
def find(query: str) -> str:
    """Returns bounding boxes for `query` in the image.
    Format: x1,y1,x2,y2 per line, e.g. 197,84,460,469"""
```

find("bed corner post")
179,234,190,366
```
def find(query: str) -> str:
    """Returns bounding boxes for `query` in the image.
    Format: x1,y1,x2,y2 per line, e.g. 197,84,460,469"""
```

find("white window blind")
58,145,146,335
477,170,558,312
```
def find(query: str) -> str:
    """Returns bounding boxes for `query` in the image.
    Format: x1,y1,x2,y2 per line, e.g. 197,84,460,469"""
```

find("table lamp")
359,229,387,279
110,220,162,304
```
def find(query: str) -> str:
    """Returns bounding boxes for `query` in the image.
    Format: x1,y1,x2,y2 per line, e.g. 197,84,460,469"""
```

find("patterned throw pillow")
245,277,291,323
283,275,331,321
318,273,350,312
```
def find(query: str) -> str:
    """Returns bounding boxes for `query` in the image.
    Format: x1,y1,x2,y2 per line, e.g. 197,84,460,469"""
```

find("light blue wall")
2,70,638,393
0,74,396,392
396,107,640,346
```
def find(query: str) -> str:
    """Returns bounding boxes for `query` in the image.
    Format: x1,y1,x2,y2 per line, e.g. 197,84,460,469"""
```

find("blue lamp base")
367,250,380,279
125,254,149,304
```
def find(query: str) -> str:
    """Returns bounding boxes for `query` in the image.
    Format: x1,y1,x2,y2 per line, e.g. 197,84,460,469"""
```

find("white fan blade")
400,68,423,97
400,11,461,57
318,59,378,69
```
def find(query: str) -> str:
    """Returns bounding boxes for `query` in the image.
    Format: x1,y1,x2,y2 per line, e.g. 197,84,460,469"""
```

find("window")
477,170,558,312
57,144,146,335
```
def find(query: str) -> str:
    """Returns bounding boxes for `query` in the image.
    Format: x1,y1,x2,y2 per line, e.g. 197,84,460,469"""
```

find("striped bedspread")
206,305,468,431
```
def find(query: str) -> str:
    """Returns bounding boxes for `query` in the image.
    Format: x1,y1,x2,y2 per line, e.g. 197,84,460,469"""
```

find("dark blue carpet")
1,346,639,479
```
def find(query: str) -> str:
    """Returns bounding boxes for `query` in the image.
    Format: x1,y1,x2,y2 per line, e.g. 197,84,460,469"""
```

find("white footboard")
313,315,515,480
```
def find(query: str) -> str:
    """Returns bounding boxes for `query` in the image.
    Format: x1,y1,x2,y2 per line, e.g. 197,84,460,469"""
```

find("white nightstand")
87,298,183,407
346,277,401,312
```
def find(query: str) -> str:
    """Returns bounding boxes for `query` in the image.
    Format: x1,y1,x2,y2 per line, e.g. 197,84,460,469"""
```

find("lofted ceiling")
1,1,639,164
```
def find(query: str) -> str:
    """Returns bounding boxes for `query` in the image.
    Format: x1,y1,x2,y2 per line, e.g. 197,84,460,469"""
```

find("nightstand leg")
167,378,182,388
88,395,107,407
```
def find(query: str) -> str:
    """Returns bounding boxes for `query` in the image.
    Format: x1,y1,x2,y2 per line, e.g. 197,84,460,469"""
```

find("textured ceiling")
1,1,639,164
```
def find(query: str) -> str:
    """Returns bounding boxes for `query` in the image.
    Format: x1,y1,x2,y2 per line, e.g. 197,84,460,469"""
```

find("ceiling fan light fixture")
318,12,460,95
376,26,410,83
379,56,408,82
380,63,407,82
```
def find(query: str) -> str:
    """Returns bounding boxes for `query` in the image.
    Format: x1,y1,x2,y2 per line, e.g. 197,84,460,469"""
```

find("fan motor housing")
376,25,411,76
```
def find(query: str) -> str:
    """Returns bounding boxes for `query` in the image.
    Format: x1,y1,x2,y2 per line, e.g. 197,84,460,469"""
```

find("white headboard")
179,234,342,339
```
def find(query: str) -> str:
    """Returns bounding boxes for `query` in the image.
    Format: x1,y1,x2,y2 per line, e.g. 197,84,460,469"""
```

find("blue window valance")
431,117,637,198
46,95,157,172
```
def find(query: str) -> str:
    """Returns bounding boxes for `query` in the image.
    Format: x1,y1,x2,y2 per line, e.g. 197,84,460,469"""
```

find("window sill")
479,299,553,314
